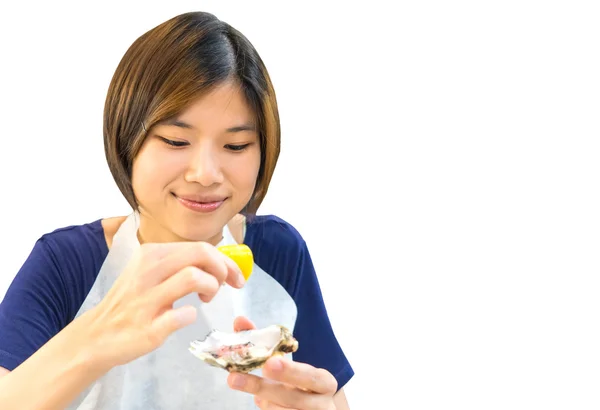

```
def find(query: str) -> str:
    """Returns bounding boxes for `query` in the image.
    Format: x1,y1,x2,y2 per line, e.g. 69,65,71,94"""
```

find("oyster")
189,325,298,373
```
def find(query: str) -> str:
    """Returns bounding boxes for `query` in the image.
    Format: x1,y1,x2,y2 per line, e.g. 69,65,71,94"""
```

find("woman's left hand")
227,317,338,410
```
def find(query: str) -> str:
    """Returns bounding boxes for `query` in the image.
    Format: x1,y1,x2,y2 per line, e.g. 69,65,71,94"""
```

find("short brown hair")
103,12,280,214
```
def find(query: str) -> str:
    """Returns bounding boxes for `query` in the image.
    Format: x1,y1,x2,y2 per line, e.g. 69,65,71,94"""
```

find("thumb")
152,305,197,342
233,316,256,332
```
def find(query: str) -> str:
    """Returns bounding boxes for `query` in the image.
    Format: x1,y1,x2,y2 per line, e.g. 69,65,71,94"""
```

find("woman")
0,11,353,410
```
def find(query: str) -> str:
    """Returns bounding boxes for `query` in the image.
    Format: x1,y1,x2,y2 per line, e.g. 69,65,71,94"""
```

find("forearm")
0,312,109,410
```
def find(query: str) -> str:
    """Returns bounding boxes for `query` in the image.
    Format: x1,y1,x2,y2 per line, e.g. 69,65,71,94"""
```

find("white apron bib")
68,213,297,410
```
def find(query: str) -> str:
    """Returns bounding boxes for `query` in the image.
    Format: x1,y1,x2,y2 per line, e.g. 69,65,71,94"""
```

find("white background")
1,1,599,409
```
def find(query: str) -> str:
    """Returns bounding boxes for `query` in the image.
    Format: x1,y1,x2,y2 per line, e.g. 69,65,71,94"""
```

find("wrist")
68,308,115,376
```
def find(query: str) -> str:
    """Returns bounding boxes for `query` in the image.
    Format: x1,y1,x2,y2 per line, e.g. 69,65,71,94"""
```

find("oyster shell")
189,325,298,373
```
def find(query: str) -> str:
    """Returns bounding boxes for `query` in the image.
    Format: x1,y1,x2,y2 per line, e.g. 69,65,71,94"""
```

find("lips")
173,193,228,213
175,193,228,203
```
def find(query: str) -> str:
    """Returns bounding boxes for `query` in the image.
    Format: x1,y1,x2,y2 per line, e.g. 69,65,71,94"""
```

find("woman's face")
131,81,261,245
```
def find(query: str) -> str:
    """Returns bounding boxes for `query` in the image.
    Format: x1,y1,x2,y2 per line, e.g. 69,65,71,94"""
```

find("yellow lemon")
217,244,254,281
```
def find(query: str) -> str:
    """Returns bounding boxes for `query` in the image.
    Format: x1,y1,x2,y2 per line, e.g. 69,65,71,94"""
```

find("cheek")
131,159,153,202
230,153,261,192
132,150,184,198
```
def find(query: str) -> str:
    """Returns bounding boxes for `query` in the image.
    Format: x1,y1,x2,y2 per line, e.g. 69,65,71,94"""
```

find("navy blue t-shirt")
0,214,353,391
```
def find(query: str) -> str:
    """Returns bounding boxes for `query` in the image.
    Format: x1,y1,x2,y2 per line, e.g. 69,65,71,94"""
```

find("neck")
135,211,224,246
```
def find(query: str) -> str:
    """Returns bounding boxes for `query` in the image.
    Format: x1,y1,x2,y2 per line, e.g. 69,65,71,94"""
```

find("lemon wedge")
217,244,254,281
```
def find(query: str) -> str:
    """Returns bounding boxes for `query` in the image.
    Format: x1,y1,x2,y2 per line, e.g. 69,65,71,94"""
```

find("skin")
132,80,261,246
0,80,350,409
0,239,244,409
231,317,351,410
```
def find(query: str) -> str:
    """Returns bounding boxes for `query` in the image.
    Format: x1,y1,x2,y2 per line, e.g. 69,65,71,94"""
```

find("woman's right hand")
80,241,246,370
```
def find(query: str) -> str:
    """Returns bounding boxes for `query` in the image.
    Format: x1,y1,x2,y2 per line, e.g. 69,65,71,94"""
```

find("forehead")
166,81,256,131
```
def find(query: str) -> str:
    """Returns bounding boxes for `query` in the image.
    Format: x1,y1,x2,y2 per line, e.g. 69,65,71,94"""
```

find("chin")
173,222,225,244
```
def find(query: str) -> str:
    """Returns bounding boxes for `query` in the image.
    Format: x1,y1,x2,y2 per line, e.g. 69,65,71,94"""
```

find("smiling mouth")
173,193,228,213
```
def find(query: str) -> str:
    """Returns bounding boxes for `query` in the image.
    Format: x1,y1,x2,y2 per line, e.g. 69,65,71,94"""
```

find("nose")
184,145,224,187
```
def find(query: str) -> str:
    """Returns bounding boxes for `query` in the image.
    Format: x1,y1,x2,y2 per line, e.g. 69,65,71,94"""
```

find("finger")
254,396,294,410
152,243,231,287
145,242,245,289
149,266,220,306
221,255,247,287
263,357,338,395
234,316,256,332
228,372,319,409
150,304,197,343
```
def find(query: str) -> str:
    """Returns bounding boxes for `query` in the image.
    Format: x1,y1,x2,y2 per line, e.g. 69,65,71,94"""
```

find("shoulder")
35,218,110,268
244,214,306,250
16,217,113,319
41,218,107,249
24,217,119,302
243,214,310,297
36,217,110,282
38,215,127,256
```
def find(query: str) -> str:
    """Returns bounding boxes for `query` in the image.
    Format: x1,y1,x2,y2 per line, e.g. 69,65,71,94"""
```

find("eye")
158,137,189,147
225,143,251,152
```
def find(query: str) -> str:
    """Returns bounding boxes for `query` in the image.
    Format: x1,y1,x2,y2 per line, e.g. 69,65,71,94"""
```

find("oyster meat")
189,325,298,373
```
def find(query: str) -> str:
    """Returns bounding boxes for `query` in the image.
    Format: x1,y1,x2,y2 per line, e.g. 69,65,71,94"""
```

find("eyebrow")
164,119,257,133
165,119,195,129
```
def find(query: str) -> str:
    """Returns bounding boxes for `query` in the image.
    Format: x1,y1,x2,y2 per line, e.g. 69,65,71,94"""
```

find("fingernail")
268,357,283,372
232,374,246,388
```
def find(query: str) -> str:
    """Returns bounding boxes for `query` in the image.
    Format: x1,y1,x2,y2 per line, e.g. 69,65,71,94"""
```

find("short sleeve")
0,238,68,371
290,241,354,391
